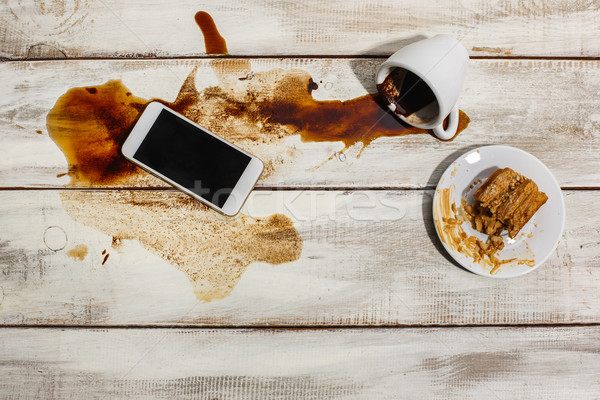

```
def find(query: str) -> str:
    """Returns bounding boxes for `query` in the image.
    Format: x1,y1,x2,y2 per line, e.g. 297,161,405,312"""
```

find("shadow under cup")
377,67,440,127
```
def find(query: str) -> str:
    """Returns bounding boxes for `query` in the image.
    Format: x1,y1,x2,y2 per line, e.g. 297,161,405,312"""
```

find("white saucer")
433,145,565,278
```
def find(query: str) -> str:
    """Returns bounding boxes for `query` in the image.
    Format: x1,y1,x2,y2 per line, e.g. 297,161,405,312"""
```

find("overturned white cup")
376,35,468,140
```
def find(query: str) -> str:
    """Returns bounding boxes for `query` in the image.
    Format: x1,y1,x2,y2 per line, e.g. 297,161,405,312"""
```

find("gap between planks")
3,55,600,63
0,186,597,191
2,323,600,330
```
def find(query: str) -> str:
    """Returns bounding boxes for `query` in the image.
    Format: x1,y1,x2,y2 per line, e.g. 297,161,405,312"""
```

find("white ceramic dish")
433,145,565,278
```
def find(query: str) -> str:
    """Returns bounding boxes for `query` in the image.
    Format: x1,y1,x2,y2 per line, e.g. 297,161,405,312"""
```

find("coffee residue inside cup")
377,69,440,126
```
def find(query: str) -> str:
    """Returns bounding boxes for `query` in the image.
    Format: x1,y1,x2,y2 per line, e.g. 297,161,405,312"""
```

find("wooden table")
1,1,599,398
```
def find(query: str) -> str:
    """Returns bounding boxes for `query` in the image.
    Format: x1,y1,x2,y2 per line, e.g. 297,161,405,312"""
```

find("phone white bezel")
121,102,264,216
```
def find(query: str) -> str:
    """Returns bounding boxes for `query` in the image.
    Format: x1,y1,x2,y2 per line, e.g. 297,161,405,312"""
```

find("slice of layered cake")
467,168,548,238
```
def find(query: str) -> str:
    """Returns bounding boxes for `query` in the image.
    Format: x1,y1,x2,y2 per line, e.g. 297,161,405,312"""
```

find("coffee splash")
191,11,470,156
45,11,469,300
47,12,471,187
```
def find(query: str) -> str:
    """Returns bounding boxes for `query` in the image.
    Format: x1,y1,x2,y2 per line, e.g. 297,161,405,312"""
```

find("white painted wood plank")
1,0,599,59
0,189,596,325
0,58,599,188
0,327,598,399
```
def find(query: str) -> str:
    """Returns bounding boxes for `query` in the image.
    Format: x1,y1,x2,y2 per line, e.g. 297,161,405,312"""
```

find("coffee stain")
111,236,124,250
195,11,228,55
46,80,149,186
60,191,302,300
472,46,512,55
66,244,88,261
168,64,470,163
45,11,469,300
47,12,471,187
47,68,470,185
101,248,110,265
189,10,470,159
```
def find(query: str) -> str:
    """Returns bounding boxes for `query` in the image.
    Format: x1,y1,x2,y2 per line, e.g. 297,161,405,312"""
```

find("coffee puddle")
46,11,469,301
47,81,148,186
47,12,471,187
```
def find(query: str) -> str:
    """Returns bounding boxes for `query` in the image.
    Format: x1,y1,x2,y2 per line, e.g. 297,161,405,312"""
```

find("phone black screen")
133,109,251,208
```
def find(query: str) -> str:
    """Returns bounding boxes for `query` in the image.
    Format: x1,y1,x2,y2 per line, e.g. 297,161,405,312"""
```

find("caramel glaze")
434,185,534,275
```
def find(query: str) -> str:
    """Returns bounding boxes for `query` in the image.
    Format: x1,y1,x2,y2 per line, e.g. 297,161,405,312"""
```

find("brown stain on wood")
111,236,123,250
66,244,88,261
45,71,468,185
45,76,303,300
44,11,469,301
60,191,302,301
46,80,147,186
472,46,513,55
46,11,470,187
101,248,109,265
161,63,469,174
195,11,228,55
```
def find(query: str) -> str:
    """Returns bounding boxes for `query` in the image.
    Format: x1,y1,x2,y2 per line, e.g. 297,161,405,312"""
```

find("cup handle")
432,105,459,140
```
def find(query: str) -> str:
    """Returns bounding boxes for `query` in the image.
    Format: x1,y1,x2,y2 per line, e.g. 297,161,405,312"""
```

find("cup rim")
376,61,447,129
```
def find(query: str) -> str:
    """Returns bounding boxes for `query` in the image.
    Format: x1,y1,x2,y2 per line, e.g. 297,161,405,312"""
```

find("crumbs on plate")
435,168,546,275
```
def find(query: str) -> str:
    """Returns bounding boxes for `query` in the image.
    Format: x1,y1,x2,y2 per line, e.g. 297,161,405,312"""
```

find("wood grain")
1,0,599,59
0,327,598,399
1,58,599,189
2,2,598,398
0,189,596,326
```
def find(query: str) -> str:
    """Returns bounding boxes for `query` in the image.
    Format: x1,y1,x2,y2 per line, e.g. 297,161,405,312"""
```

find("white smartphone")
122,102,264,216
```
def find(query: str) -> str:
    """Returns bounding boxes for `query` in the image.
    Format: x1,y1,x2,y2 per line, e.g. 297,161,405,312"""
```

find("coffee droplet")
66,244,88,261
